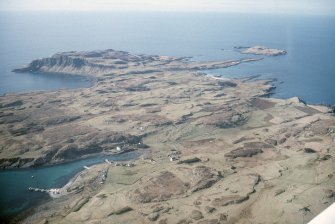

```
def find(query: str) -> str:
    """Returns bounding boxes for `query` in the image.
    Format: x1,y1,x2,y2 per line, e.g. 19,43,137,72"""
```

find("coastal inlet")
0,151,141,219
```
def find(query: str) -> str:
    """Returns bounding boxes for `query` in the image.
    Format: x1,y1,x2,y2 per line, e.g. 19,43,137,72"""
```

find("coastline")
0,150,142,222
1,49,335,224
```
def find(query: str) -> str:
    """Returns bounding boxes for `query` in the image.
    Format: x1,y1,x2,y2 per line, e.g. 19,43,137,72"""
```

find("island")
1,49,334,224
235,45,287,56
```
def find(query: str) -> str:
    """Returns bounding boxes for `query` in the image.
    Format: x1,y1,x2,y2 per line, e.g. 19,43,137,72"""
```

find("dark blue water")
0,12,335,104
0,151,141,218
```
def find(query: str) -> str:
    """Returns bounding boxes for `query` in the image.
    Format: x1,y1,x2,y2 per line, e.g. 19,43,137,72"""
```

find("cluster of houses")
100,170,107,184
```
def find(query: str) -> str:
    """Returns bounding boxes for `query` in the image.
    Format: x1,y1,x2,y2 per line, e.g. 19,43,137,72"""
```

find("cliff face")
31,55,87,70
13,54,114,76
16,55,85,71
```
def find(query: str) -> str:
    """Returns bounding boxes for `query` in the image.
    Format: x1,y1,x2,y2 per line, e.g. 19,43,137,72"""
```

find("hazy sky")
1,0,334,15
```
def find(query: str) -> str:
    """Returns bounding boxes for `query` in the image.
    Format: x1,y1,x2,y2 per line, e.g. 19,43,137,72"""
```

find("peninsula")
1,49,334,224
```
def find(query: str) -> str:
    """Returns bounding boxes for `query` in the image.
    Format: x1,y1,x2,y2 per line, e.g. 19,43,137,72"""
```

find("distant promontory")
235,45,287,56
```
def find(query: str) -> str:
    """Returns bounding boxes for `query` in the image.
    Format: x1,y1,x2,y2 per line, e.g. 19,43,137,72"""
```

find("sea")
0,12,335,104
0,11,335,219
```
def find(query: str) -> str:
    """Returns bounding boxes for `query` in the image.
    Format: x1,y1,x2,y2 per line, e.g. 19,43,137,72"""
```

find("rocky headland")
12,49,260,77
1,49,335,224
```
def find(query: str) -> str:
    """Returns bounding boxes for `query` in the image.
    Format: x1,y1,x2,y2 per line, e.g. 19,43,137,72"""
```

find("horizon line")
0,8,333,16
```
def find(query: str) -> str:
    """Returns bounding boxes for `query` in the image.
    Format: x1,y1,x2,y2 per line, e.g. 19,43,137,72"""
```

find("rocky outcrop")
130,166,221,203
190,166,221,192
43,115,81,126
211,195,249,206
130,171,188,203
33,148,59,166
198,111,249,128
0,100,23,108
225,141,274,159
217,81,237,88
9,123,44,136
225,148,263,158
52,132,142,162
0,157,34,169
108,206,133,216
237,45,287,56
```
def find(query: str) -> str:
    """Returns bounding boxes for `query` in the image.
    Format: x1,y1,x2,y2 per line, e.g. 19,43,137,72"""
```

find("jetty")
28,187,61,195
